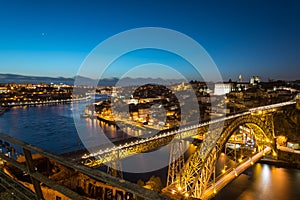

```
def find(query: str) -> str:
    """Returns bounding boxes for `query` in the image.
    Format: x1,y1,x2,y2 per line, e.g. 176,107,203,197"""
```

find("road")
277,145,300,154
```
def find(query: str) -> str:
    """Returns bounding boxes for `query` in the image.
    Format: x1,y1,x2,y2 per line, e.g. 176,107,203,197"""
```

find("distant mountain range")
0,73,185,86
0,73,76,85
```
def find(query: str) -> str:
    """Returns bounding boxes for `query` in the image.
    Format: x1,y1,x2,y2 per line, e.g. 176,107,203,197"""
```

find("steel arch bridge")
80,101,295,199
82,102,294,169
165,114,276,199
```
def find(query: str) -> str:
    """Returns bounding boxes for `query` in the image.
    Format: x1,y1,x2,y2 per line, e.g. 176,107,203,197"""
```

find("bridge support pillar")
107,150,123,179
167,139,185,187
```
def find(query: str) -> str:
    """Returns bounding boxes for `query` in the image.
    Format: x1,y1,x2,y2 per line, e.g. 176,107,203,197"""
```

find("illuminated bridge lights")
81,100,295,184
238,157,243,163
177,186,182,191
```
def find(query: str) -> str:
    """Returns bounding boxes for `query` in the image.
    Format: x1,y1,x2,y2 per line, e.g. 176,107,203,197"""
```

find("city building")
250,76,261,85
214,82,233,95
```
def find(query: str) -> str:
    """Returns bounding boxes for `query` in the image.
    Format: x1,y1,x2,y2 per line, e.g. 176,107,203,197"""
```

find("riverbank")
258,158,300,169
258,151,300,169
1,97,90,107
97,116,116,125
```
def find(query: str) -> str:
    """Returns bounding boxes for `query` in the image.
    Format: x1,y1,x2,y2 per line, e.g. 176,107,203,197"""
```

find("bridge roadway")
277,145,300,154
202,146,271,199
82,101,295,167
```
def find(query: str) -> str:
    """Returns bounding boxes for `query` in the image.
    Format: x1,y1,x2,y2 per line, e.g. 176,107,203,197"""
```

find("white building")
0,87,7,93
214,83,233,95
250,76,261,85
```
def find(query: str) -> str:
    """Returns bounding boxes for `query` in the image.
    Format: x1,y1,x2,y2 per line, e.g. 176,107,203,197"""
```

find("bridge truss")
80,101,295,199
165,113,277,199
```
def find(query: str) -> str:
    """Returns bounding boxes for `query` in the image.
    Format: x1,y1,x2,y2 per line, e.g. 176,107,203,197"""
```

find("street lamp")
222,165,227,174
177,186,182,191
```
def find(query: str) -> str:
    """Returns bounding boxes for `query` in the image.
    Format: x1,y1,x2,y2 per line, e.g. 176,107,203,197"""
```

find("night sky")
1,0,300,81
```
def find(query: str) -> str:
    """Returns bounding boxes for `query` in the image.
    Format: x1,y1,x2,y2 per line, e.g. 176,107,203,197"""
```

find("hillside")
274,106,300,142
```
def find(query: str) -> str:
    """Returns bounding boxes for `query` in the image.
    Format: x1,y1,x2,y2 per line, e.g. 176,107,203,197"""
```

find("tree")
144,176,163,192
137,179,145,186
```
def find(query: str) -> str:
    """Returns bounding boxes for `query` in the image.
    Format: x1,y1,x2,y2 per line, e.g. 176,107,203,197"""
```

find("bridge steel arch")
170,114,276,199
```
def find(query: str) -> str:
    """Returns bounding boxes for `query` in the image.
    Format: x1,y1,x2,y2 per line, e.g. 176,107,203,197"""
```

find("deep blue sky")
0,0,300,81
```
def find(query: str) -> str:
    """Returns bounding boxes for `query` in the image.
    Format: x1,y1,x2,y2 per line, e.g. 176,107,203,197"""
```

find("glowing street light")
239,155,243,163
177,186,182,191
222,168,226,174
258,110,262,115
234,168,238,176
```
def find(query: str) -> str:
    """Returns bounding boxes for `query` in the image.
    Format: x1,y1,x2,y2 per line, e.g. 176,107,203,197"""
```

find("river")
213,163,300,200
0,103,300,199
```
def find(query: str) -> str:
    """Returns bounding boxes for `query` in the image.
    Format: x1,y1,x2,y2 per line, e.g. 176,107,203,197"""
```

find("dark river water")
0,103,300,199
213,163,300,200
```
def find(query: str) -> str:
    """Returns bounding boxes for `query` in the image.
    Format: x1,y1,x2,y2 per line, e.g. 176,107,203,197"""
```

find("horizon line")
1,73,300,83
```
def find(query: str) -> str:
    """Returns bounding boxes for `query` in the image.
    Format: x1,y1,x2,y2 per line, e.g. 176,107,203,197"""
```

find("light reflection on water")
1,103,300,199
0,103,79,154
213,163,300,200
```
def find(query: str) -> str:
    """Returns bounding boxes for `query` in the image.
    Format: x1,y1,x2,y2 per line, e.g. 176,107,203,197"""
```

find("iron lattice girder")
173,114,275,199
107,150,123,179
85,135,174,167
167,140,185,187
85,127,205,168
173,122,224,193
